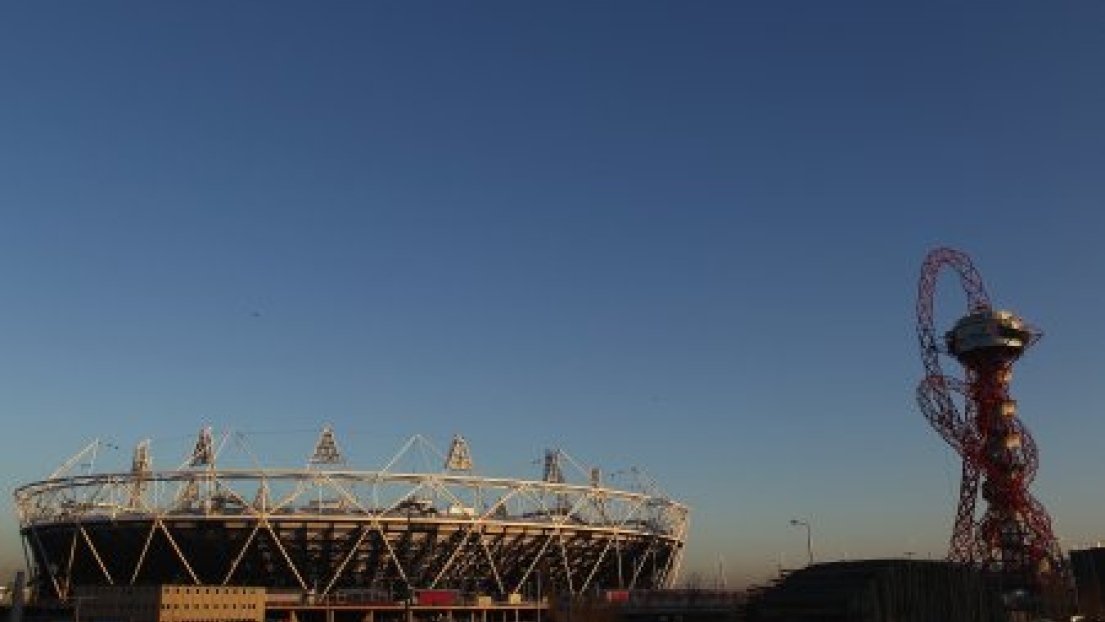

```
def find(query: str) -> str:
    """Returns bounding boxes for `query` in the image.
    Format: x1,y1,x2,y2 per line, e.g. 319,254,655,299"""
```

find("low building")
744,560,1009,622
1071,546,1105,619
73,585,265,622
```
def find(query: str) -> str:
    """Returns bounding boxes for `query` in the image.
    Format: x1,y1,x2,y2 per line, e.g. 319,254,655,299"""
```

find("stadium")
13,427,689,604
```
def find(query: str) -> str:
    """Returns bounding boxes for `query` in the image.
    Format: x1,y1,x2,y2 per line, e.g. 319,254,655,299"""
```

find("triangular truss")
444,435,473,472
543,449,564,484
309,425,344,466
253,481,270,512
190,427,215,467
128,440,152,510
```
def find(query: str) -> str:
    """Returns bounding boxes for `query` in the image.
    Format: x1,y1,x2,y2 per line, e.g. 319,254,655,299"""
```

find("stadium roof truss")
14,430,689,600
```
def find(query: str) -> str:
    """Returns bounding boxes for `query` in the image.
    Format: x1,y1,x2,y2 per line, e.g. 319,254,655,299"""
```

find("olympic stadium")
13,427,689,603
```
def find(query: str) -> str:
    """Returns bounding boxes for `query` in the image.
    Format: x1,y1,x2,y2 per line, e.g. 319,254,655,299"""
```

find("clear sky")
1,2,1104,589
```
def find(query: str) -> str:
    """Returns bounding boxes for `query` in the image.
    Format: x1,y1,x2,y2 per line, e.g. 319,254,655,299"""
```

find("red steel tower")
915,247,1063,595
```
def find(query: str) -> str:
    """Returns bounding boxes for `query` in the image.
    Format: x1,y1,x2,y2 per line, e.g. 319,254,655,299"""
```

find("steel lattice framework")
14,429,688,602
915,247,1062,593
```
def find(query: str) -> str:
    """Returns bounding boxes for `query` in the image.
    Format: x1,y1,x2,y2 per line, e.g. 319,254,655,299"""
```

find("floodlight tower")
915,247,1063,596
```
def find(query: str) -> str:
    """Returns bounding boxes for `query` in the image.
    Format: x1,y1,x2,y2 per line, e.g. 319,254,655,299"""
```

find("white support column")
322,525,371,596
77,525,114,584
262,519,309,590
64,529,79,599
156,519,200,584
131,521,158,584
28,527,64,599
222,523,261,585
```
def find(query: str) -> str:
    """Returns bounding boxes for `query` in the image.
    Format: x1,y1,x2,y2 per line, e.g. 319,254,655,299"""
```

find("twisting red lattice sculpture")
916,247,1063,594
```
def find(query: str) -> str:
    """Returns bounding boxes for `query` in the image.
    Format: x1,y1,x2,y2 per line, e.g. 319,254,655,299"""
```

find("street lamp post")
789,519,813,566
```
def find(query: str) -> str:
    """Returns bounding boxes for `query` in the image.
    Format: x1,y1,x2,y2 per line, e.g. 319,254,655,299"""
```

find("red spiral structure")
915,247,1063,595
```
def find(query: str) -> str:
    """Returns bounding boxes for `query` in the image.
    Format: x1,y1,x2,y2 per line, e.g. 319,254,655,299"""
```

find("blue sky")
2,2,1105,588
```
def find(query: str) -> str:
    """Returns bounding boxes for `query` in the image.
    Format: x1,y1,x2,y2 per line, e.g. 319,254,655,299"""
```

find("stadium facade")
14,427,688,603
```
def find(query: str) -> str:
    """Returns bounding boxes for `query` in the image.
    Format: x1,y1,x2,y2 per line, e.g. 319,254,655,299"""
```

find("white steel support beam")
261,518,309,590
64,529,78,599
321,525,371,597
515,532,555,595
77,525,114,585
155,519,200,585
477,527,506,595
131,521,158,584
615,535,625,586
222,523,262,585
556,530,574,594
431,520,481,587
27,526,65,599
580,535,616,593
